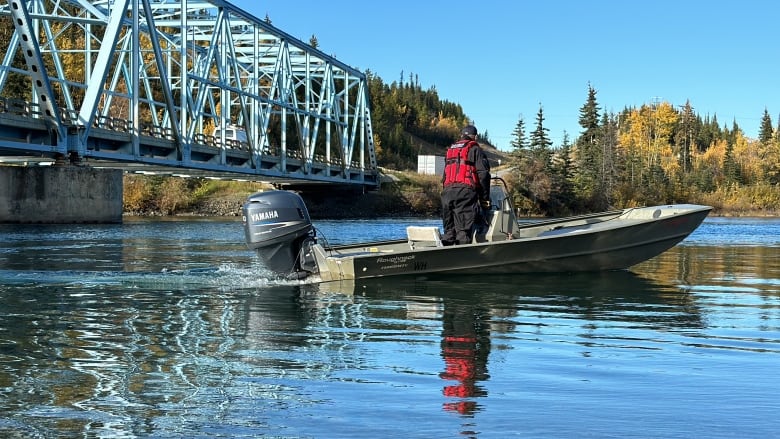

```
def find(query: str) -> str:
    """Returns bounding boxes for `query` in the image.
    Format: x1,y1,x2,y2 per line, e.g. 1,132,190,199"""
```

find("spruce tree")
575,83,602,209
724,141,741,184
510,116,528,152
550,131,576,213
598,112,619,208
519,104,553,214
675,101,695,172
578,83,600,143
529,104,552,167
509,115,528,167
759,108,773,144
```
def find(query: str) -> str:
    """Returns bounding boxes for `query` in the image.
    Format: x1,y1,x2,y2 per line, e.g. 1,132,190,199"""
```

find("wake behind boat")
241,180,711,281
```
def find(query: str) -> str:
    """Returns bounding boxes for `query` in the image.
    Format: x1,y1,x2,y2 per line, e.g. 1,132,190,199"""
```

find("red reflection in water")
439,303,490,416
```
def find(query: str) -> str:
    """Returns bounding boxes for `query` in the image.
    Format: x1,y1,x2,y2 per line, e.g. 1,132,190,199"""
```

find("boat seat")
407,226,443,249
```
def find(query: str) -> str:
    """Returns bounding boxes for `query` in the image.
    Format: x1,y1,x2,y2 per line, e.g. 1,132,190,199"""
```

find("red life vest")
443,140,480,188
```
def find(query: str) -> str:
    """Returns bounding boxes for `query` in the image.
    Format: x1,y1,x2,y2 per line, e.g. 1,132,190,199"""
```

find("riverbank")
123,171,780,219
124,171,443,219
133,189,780,220
141,191,779,219
166,187,441,219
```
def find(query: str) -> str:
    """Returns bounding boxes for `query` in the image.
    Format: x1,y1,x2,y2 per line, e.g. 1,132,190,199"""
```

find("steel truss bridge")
0,0,379,189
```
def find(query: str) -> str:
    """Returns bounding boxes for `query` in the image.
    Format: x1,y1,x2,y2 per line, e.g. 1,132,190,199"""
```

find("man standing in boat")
441,124,491,246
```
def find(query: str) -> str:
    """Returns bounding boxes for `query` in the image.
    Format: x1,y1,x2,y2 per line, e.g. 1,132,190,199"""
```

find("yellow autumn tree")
432,113,460,138
653,102,680,178
763,139,780,183
695,138,726,187
732,132,762,184
618,108,649,183
373,133,384,162
618,101,678,183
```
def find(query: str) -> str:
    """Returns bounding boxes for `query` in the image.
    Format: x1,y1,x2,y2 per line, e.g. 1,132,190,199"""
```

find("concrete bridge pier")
0,165,123,223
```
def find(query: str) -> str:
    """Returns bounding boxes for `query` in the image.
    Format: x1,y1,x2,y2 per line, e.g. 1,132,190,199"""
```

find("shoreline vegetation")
122,171,779,219
122,170,446,219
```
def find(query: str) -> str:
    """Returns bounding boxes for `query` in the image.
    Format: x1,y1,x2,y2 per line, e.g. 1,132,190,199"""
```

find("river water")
1,215,779,438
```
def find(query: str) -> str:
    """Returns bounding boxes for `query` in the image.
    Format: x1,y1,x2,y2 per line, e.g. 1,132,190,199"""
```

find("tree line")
366,78,780,215
499,84,780,215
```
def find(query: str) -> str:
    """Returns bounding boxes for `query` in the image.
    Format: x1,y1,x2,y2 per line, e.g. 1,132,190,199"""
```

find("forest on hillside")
366,78,780,216
364,71,484,170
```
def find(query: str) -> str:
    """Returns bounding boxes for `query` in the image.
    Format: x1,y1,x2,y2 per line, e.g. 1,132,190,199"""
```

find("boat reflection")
302,270,704,417
306,270,704,330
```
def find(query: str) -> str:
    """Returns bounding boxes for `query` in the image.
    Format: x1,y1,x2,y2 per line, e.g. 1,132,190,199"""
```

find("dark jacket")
442,140,491,201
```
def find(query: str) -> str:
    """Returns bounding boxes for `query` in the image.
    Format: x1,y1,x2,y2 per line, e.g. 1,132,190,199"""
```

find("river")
1,215,779,438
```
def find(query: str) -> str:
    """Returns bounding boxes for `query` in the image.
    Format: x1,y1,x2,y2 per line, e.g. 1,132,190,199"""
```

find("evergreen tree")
509,115,528,164
729,119,741,145
710,114,721,143
550,131,576,213
529,104,552,167
480,129,492,146
510,116,527,150
574,83,603,209
509,104,554,215
555,132,575,181
598,112,619,209
697,114,713,151
675,100,695,172
578,83,600,143
759,108,773,144
724,141,741,184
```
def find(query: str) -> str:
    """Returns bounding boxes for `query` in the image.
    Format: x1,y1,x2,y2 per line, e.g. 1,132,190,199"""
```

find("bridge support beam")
0,166,123,223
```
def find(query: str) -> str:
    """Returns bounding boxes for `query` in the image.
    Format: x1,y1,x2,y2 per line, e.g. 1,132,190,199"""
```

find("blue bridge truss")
0,0,379,188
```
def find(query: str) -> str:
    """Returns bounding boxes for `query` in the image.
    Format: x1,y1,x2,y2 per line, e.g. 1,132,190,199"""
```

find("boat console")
475,181,521,243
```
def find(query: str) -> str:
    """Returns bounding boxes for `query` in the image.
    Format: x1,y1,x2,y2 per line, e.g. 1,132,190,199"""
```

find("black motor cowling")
242,190,316,277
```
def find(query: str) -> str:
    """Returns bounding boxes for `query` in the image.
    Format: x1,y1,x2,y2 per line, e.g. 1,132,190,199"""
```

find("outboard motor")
242,190,317,278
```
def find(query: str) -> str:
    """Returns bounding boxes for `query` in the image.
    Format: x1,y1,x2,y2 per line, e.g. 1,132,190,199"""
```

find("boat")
241,179,711,281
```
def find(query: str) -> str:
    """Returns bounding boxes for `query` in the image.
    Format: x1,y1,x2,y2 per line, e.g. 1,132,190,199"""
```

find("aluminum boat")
242,180,711,281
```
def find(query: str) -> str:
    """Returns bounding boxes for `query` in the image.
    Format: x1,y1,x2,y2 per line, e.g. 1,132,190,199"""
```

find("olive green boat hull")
310,204,712,281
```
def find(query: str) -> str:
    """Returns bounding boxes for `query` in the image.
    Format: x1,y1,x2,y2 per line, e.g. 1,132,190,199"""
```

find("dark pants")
441,185,479,245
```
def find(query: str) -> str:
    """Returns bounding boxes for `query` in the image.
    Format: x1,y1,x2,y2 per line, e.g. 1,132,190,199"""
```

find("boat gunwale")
319,204,713,258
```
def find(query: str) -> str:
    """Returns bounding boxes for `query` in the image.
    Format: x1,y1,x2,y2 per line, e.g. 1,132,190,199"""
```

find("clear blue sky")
232,0,778,151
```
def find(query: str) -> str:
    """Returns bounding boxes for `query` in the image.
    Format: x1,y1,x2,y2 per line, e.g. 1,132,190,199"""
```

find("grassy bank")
123,172,779,218
122,170,444,218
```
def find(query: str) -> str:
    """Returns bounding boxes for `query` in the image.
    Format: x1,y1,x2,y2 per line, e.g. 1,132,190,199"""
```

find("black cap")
461,125,478,137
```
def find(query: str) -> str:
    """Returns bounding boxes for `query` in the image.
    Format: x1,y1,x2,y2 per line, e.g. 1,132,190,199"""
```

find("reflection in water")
313,269,705,332
0,259,713,437
3,229,780,437
439,299,490,416
306,280,495,416
309,269,704,424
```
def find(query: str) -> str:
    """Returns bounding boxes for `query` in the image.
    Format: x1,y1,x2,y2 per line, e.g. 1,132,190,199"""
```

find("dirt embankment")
158,184,438,219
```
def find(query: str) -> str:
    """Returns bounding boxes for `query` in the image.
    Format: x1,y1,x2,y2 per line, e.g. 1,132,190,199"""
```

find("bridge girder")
0,0,379,188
